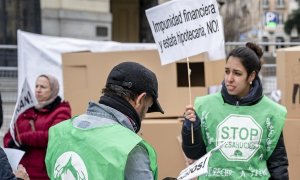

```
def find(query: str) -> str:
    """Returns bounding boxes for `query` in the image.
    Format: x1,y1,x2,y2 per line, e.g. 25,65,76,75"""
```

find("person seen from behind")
45,62,164,180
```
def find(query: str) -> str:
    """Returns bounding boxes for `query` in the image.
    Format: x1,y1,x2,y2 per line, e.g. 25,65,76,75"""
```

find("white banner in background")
10,78,38,146
17,30,157,98
146,0,225,65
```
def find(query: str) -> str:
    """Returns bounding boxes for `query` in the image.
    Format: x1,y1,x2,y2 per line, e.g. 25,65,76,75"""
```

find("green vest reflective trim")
194,93,286,180
46,116,158,180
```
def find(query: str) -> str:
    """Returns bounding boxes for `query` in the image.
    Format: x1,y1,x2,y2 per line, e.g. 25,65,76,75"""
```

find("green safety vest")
194,93,286,180
45,117,158,180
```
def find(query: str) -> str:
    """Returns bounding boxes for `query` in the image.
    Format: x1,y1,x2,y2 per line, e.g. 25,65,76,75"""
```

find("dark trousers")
292,84,300,104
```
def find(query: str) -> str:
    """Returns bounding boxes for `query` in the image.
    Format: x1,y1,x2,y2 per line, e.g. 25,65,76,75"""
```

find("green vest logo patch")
217,114,263,161
54,151,88,180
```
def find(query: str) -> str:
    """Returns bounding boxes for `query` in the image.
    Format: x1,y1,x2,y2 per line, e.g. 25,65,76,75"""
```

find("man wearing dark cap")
45,62,164,180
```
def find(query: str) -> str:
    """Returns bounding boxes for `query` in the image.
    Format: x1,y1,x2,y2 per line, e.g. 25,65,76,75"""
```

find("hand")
184,105,196,122
14,164,30,180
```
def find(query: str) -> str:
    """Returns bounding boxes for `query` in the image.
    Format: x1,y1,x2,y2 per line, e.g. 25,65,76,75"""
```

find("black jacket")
181,78,289,180
0,147,17,180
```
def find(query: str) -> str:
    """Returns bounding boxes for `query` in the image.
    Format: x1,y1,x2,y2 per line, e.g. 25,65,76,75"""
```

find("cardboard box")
283,118,300,180
62,50,225,117
277,47,300,118
139,119,186,179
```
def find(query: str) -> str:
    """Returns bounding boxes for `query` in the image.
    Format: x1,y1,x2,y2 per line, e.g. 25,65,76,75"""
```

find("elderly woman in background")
3,74,71,180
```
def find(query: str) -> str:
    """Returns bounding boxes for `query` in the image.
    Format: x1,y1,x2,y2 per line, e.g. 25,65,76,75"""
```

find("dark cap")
106,62,164,114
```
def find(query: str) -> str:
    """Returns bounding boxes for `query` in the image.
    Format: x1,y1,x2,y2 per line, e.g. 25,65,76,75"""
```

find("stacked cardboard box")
276,46,300,180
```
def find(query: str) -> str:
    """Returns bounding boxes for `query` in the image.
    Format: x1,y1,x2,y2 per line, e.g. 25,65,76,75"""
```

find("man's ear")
135,92,147,107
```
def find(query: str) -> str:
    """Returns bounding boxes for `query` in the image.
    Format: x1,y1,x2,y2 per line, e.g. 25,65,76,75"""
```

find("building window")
262,0,269,9
276,37,285,49
276,0,285,8
0,0,41,44
140,0,158,43
96,26,108,37
263,37,269,52
0,0,41,67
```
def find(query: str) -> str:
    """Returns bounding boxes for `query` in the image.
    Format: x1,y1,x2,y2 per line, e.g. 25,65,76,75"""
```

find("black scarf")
99,94,141,133
43,96,62,110
34,96,62,112
221,77,263,106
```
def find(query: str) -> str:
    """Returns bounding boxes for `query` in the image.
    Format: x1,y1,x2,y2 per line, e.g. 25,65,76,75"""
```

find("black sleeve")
181,117,207,160
0,93,3,129
267,133,289,180
0,147,17,180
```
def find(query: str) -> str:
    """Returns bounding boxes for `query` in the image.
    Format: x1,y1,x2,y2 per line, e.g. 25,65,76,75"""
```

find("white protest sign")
177,151,211,180
146,0,225,65
177,141,226,180
3,148,25,171
10,78,38,146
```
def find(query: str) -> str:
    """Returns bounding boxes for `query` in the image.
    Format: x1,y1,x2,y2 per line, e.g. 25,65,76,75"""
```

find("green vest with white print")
194,92,286,180
45,117,158,180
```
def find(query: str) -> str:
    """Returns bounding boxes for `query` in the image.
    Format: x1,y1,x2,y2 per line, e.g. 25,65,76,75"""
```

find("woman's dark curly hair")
227,42,263,78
